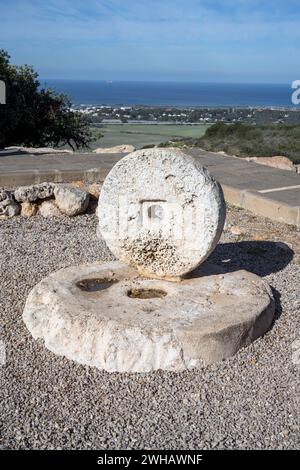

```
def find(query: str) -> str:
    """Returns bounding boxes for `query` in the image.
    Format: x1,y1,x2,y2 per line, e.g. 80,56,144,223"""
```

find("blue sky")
1,0,300,83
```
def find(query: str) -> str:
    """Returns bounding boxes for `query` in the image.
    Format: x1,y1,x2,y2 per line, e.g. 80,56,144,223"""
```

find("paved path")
188,149,300,206
0,149,299,226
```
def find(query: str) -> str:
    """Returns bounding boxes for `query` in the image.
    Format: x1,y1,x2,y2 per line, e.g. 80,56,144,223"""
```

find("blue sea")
41,80,295,108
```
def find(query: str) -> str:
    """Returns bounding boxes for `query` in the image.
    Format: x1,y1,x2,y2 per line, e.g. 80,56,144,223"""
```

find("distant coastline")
40,80,296,109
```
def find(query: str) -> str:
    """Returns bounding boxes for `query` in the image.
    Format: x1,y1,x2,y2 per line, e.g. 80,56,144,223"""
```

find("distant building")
101,119,122,124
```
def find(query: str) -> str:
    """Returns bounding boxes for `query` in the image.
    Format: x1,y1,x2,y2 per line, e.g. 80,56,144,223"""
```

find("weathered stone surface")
23,261,275,373
39,200,61,218
14,182,54,202
54,185,89,216
70,181,87,193
21,202,38,218
247,156,296,172
93,144,135,154
87,182,102,199
98,148,226,278
71,181,102,199
0,190,20,219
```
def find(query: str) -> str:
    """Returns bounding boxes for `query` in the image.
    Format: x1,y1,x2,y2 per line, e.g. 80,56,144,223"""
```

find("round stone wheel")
98,148,226,279
23,261,275,373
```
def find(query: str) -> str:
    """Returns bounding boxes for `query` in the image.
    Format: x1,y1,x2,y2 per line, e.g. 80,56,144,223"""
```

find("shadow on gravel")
270,287,282,321
205,241,294,277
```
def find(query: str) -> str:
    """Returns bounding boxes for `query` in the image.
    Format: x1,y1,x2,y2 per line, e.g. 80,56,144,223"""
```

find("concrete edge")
0,168,105,186
222,184,300,227
1,168,299,227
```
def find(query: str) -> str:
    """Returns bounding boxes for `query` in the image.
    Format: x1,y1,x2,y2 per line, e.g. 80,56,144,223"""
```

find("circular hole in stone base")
127,288,167,299
76,278,118,292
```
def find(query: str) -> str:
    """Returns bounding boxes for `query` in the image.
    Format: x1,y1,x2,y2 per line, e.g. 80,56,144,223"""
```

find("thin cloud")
1,0,299,82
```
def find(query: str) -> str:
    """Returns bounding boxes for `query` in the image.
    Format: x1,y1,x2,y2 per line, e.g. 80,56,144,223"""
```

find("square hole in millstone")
127,288,167,299
76,278,118,292
147,204,164,219
141,199,167,229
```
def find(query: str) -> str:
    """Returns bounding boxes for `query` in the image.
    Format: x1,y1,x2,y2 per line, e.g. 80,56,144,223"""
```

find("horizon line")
39,78,292,87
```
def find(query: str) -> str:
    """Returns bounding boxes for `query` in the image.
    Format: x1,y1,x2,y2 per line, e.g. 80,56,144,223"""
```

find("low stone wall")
0,181,102,219
246,155,300,173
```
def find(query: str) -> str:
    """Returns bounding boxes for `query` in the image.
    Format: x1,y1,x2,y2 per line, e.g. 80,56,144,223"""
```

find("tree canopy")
0,50,93,150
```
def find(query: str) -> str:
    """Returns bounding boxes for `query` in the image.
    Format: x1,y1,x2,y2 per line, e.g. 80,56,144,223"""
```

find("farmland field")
89,123,210,150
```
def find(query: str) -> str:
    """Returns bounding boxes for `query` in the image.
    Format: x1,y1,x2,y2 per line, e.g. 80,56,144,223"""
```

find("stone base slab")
23,261,275,373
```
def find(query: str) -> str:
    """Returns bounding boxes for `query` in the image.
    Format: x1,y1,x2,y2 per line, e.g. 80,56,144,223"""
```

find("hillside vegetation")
160,122,300,163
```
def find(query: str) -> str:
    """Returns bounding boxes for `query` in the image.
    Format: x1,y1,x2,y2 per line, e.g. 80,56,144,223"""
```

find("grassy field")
89,124,210,150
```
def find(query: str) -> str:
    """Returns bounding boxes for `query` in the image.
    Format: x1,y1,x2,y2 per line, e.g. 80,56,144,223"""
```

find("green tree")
0,49,94,150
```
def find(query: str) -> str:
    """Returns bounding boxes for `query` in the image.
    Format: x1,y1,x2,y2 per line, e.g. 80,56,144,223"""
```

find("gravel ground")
0,207,299,450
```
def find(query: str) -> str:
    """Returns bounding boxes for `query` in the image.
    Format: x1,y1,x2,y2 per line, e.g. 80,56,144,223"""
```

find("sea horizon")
40,79,296,109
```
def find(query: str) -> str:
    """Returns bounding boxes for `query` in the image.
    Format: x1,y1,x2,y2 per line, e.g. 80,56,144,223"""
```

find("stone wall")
0,182,102,219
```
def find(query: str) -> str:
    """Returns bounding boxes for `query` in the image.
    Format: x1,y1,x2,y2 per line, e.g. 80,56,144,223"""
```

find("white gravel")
0,210,299,450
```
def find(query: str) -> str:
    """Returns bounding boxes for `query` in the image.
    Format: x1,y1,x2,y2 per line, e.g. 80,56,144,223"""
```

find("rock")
70,181,102,199
22,261,275,373
230,225,243,236
39,200,61,218
248,156,296,172
251,233,269,241
3,146,73,155
14,183,54,202
70,181,86,190
87,183,102,199
98,148,226,279
54,185,89,216
21,202,38,218
0,190,20,219
93,144,135,154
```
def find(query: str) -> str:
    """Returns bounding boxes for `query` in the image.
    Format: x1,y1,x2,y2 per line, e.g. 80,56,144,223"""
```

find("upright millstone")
97,148,226,278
